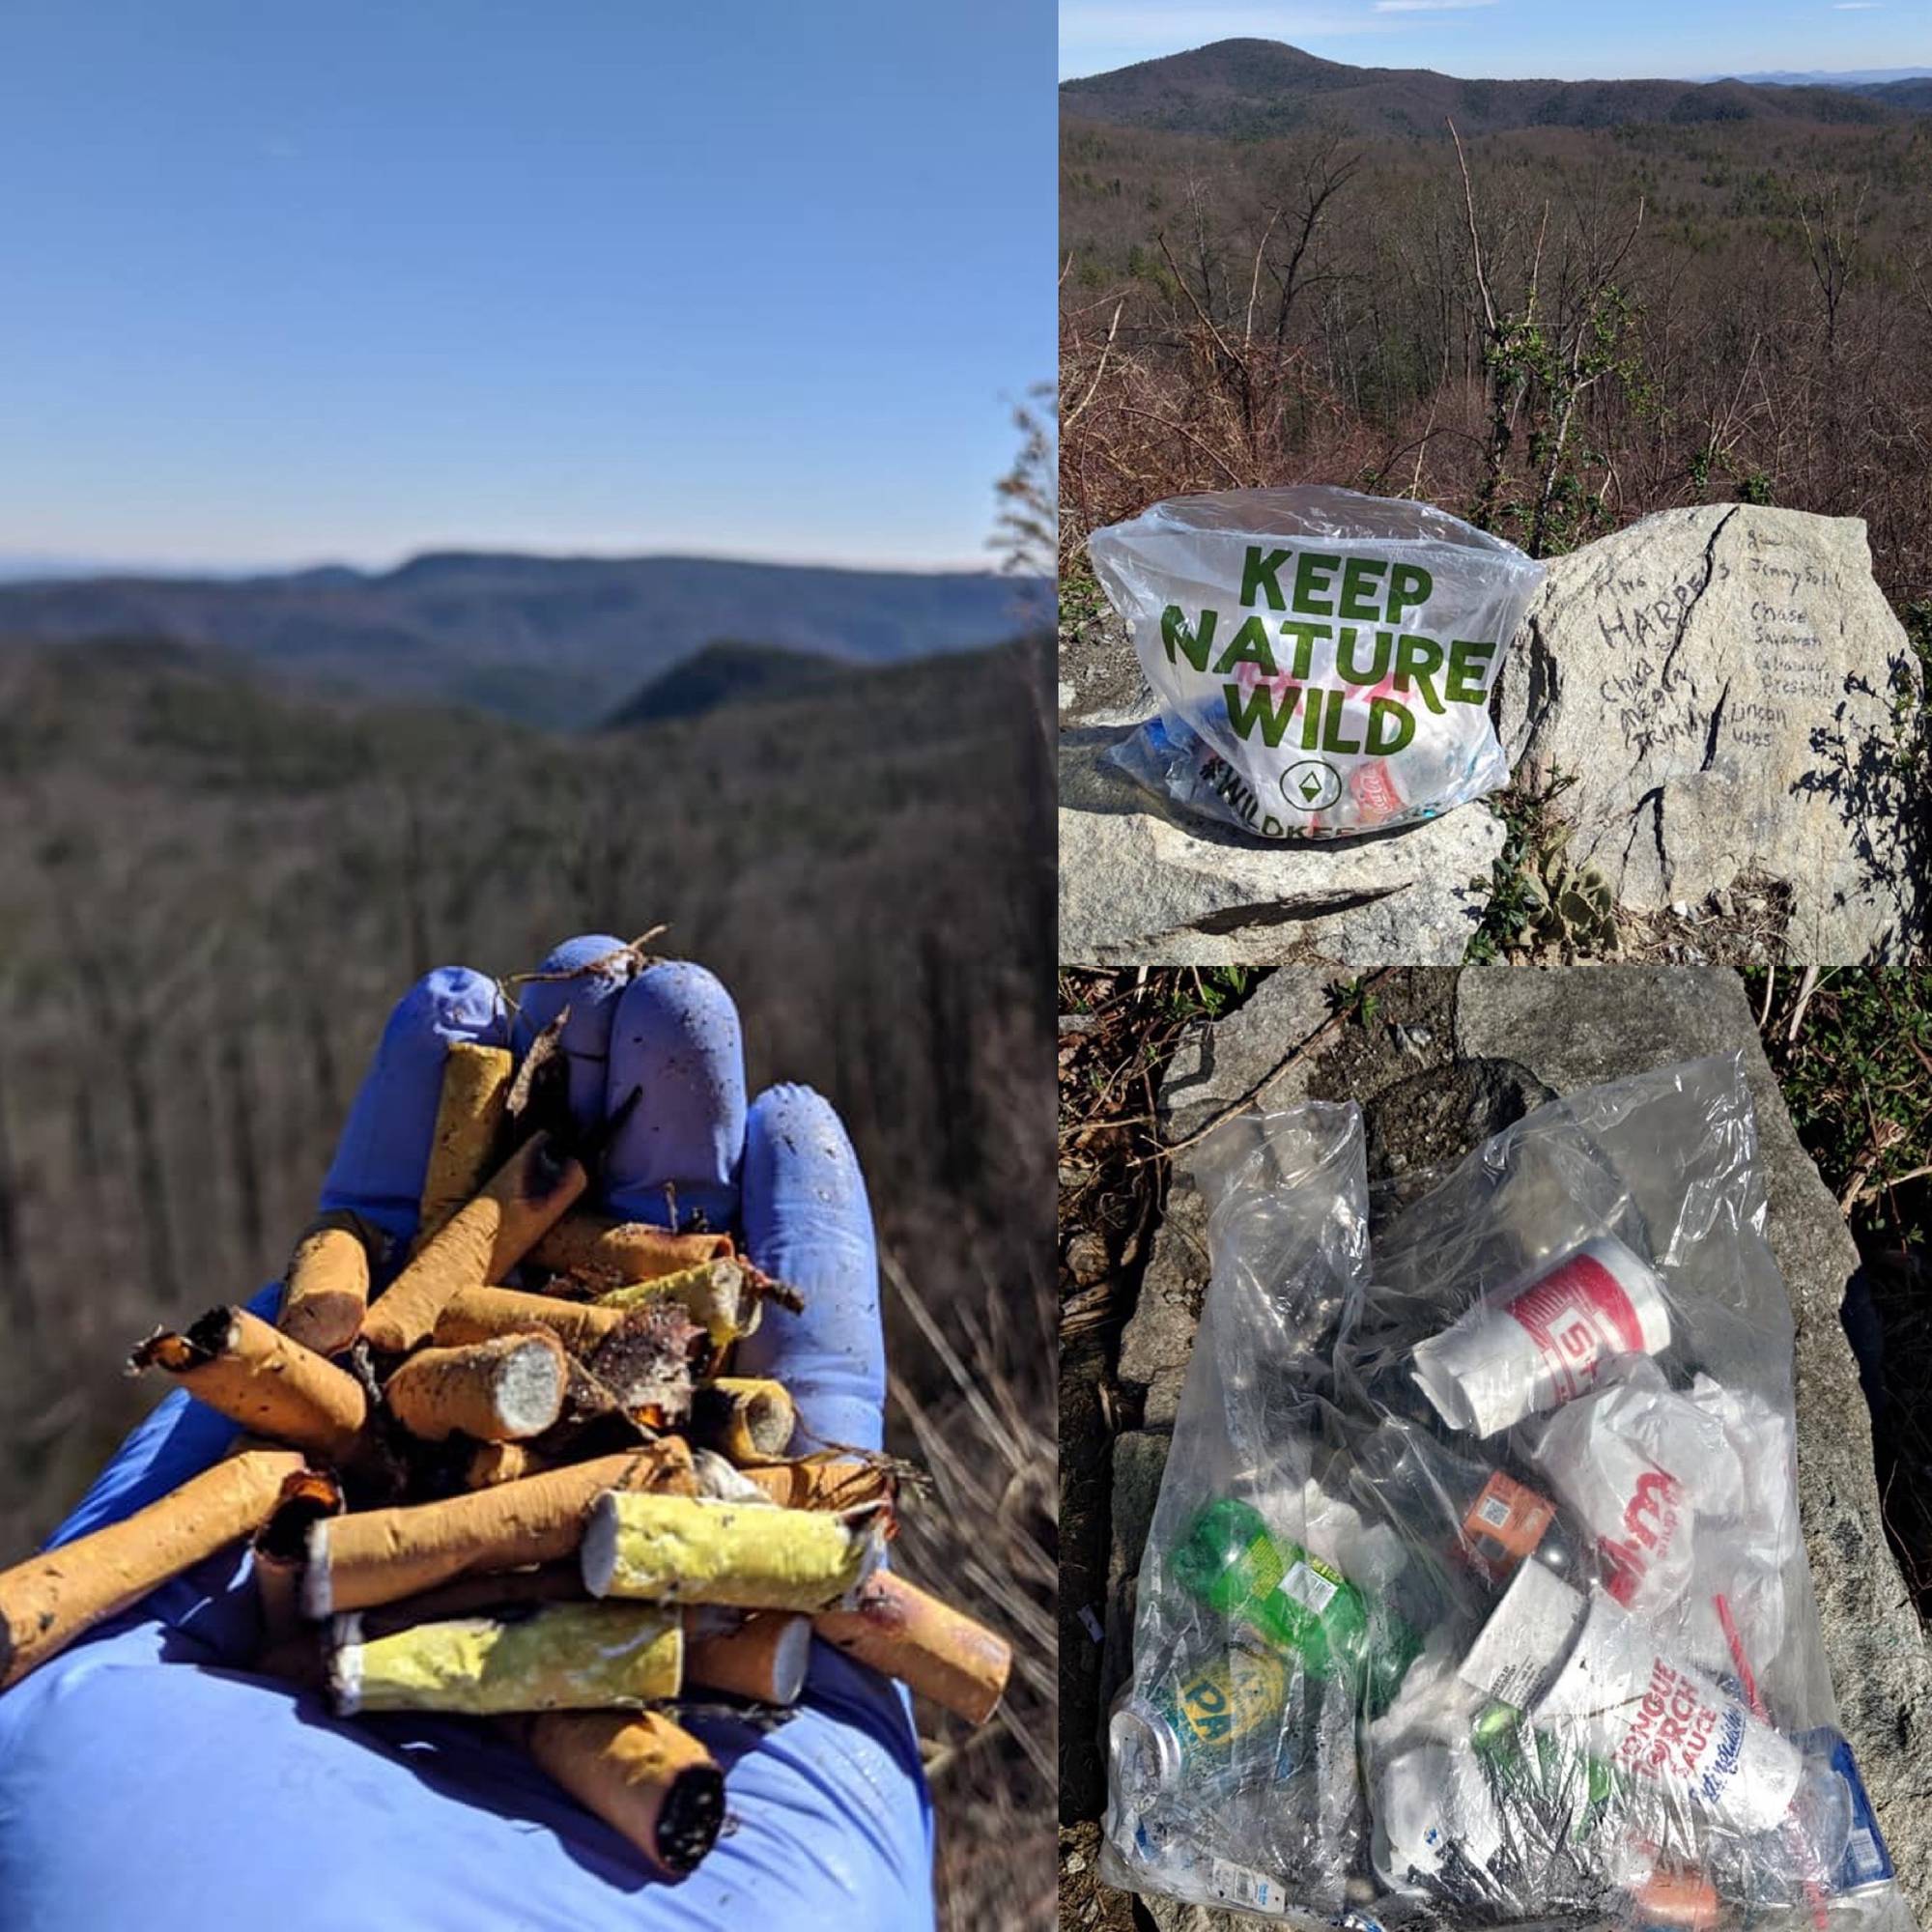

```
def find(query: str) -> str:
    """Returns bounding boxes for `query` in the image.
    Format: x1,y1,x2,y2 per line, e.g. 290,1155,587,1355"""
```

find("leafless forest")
1062,111,1932,633
0,630,1055,1929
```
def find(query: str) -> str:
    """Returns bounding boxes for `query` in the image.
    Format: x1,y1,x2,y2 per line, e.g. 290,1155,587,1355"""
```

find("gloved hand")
0,939,934,1931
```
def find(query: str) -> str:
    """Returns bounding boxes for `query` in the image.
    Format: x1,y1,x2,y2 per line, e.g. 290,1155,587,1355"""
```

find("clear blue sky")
0,1,1053,573
1062,1,1930,82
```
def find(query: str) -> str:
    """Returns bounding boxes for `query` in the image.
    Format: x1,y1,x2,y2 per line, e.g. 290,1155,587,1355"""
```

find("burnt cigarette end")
184,1306,243,1356
256,1468,345,1566
655,1765,725,1877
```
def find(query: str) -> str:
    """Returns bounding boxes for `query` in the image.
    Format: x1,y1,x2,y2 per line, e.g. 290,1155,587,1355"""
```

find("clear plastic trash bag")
1087,487,1544,839
1103,1058,1904,1929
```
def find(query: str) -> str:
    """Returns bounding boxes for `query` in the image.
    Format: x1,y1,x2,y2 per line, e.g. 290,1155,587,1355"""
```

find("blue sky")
0,1,1053,573
1061,1,1931,81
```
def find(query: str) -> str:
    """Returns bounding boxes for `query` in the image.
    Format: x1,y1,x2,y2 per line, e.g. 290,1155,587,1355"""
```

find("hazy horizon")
1059,4,1932,83
0,544,1046,586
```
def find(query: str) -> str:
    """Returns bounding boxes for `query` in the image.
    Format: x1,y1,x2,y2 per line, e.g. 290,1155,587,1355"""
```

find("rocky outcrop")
1059,726,1500,966
1494,505,1924,961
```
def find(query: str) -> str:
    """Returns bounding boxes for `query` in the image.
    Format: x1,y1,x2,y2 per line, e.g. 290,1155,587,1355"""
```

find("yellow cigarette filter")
734,1456,895,1513
435,1284,626,1356
530,1214,732,1289
815,1570,1011,1726
383,1330,569,1443
0,1447,303,1689
413,1042,516,1250
362,1131,588,1354
689,1378,796,1463
526,1711,724,1878
465,1441,556,1490
594,1260,759,1348
683,1610,811,1704
304,1441,696,1618
277,1212,376,1356
130,1307,368,1463
581,1492,886,1612
330,1600,682,1716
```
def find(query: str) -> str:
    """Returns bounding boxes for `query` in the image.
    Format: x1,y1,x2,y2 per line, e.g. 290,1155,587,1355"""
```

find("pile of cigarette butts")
0,1032,1011,1881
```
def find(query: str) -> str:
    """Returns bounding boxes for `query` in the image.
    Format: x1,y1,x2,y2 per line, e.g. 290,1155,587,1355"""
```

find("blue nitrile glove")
0,941,933,1932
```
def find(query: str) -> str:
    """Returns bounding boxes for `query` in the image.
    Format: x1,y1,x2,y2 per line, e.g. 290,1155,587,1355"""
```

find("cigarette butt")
465,1441,557,1490
594,1260,759,1348
414,1042,516,1250
130,1307,368,1463
690,1378,795,1463
0,1447,303,1689
331,1600,682,1716
581,1492,886,1612
436,1284,627,1356
362,1131,589,1354
278,1213,375,1356
530,1214,732,1288
815,1571,1010,1725
684,1611,811,1704
526,1711,724,1878
733,1457,895,1512
251,1467,344,1649
304,1441,696,1617
384,1330,569,1443
358,1563,587,1634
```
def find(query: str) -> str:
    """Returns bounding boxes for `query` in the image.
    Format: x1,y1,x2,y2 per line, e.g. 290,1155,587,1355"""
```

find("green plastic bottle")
1168,1496,1419,1713
1471,1699,1622,1837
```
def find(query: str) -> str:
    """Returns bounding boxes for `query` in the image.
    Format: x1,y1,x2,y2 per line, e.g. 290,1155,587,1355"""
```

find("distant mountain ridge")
0,551,1047,729
1061,39,1928,138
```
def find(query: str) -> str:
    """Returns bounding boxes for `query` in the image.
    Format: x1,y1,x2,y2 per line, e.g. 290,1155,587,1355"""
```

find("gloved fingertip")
601,960,747,1229
319,965,509,1241
742,1084,868,1236
739,1083,885,1453
513,933,631,1130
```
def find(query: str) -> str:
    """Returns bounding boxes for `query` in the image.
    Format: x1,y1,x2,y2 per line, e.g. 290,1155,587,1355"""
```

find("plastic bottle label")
1208,1858,1290,1914
1280,1559,1339,1616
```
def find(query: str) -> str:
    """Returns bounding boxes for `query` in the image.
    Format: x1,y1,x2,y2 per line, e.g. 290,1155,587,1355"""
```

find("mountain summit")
1061,39,1913,138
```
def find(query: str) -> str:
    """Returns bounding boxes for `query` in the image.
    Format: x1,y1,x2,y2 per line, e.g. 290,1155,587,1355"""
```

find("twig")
1447,119,1495,337
1137,971,1395,1165
1785,964,1822,1045
1065,300,1124,428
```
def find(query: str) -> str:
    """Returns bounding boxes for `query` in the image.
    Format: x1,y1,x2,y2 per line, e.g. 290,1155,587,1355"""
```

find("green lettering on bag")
1239,548,1291,611
1161,606,1217,673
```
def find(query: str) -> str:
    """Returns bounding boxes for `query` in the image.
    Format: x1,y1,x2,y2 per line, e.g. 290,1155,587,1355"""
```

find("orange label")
1463,1470,1555,1570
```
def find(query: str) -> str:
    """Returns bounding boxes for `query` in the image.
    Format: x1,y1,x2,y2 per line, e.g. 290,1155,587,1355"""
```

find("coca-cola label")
1505,1250,1646,1406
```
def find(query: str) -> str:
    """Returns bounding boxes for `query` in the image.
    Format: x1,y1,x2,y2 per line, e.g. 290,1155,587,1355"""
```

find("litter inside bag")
1087,487,1545,838
1102,1060,1904,1927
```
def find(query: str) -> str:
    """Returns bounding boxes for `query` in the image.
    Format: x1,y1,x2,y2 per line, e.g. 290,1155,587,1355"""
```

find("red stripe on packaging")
1505,1250,1645,1403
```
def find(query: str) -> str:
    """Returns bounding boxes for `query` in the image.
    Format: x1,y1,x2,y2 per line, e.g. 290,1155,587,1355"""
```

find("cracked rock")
1059,724,1502,965
1494,504,1924,961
